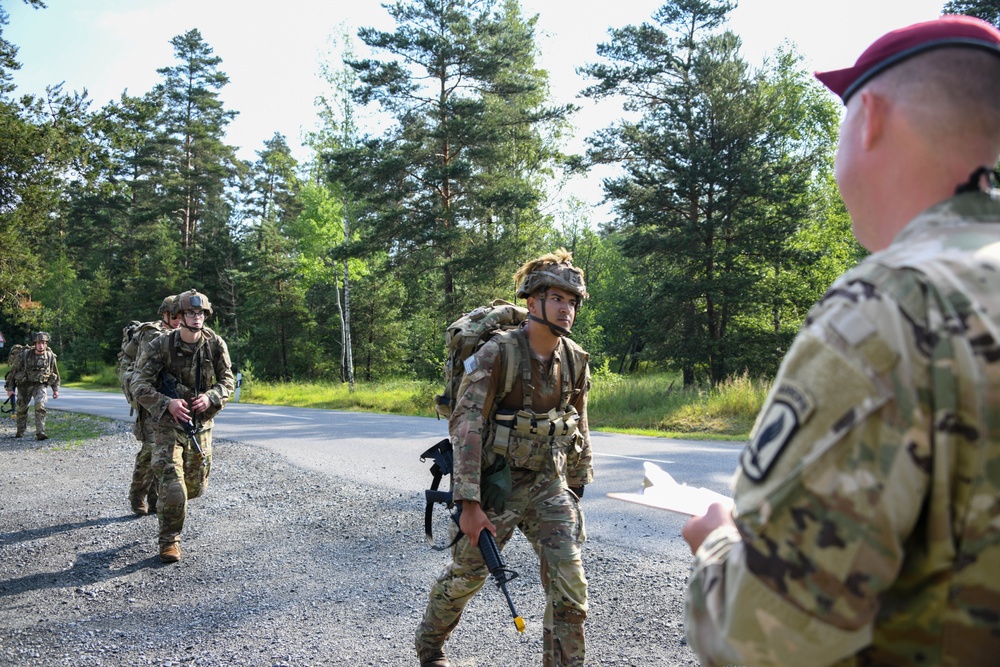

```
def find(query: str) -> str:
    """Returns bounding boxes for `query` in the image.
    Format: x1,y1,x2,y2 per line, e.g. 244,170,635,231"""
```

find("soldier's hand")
190,393,211,414
682,502,734,555
52,390,58,399
6,390,12,398
459,500,495,548
167,398,191,424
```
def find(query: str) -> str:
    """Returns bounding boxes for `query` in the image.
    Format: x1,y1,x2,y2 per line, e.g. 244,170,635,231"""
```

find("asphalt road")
51,387,744,555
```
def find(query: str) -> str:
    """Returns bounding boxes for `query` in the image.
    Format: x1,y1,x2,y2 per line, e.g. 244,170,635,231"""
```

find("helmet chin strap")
180,322,203,333
529,297,571,337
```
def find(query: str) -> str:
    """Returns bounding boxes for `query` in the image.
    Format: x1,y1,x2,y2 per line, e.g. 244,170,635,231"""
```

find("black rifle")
2,374,16,414
159,370,207,467
422,440,524,633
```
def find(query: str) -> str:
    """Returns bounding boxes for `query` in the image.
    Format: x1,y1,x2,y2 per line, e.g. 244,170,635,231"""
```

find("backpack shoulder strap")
558,337,574,412
513,327,533,411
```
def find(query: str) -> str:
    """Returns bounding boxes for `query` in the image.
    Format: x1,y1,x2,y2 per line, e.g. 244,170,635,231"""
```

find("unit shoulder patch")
741,381,816,482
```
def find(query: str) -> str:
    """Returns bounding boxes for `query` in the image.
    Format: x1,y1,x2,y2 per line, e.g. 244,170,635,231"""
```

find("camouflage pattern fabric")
151,427,212,547
20,348,59,388
417,327,592,666
128,412,157,508
416,469,587,666
451,331,593,504
685,192,1000,666
123,322,169,509
130,328,233,548
14,383,50,436
119,320,166,411
131,329,234,432
11,349,59,436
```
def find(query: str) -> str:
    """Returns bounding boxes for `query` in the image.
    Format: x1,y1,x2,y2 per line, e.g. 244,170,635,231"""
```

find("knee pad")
164,480,186,506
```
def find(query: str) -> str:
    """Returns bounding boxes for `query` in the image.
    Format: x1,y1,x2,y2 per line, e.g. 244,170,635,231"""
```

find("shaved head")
868,48,1000,155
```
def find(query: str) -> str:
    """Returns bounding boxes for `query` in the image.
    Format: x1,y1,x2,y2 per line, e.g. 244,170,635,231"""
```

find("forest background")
1,0,996,436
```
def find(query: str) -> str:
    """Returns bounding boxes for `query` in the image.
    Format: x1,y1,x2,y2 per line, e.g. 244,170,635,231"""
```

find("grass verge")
58,363,769,441
15,410,114,450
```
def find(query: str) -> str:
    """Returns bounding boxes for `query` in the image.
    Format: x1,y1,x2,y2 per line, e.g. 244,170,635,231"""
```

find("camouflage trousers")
128,412,157,507
416,469,588,666
15,383,49,435
151,424,212,547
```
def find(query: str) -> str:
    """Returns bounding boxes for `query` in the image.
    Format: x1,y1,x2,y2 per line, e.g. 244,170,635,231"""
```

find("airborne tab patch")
741,381,814,482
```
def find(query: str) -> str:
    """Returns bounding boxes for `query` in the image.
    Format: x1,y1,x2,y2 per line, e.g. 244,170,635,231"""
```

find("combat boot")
418,648,451,667
13,430,23,438
130,495,149,516
159,543,182,563
36,432,48,441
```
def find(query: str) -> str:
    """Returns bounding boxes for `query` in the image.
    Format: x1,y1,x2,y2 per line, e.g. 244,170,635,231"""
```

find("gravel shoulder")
0,412,698,666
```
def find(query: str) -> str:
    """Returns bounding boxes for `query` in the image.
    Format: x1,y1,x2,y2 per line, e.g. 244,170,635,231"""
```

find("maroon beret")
815,14,1000,103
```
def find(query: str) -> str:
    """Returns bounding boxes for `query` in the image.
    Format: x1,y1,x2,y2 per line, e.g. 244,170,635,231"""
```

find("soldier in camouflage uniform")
682,15,1000,666
119,295,182,516
130,290,234,563
5,332,59,440
416,249,593,667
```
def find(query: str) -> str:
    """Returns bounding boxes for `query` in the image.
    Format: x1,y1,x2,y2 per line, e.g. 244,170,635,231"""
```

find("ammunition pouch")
489,407,581,472
480,457,512,514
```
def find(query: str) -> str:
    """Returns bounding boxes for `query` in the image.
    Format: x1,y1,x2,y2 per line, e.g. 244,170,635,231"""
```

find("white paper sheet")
607,461,733,517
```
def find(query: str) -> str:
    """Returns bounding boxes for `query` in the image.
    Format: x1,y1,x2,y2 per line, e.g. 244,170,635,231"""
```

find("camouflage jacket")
130,328,235,432
685,192,1000,666
7,348,59,391
451,327,593,505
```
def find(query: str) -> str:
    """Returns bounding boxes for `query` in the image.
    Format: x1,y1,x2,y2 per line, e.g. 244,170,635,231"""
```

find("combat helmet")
513,249,587,338
157,295,178,316
514,248,589,301
32,331,51,343
175,289,213,317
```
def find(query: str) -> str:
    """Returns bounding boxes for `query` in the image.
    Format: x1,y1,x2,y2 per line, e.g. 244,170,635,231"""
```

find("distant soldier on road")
5,331,59,440
118,295,181,516
131,290,234,563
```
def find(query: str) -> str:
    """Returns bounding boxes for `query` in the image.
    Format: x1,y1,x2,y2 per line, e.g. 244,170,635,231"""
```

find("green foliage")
243,377,439,418
43,412,113,451
588,369,768,437
944,0,1000,26
0,4,868,395
330,0,573,326
580,0,843,386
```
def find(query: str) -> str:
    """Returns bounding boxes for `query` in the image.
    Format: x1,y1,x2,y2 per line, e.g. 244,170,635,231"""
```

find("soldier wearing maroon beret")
683,14,1000,666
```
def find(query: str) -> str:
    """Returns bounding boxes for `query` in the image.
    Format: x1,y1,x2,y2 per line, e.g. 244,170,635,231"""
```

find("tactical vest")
22,349,56,385
486,328,586,472
156,328,227,423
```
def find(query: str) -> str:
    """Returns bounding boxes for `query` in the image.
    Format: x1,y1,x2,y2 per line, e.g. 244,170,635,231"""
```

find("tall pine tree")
581,0,840,384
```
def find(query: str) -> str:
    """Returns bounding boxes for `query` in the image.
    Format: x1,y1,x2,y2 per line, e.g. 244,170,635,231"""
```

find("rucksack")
117,320,158,405
4,344,28,388
434,299,528,419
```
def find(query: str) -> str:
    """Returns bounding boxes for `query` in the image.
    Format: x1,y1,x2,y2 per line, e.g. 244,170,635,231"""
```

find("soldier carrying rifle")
131,289,234,563
415,250,594,667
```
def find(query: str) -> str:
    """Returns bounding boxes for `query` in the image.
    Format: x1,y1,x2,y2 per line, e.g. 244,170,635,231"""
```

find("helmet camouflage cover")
514,248,589,301
32,331,51,343
174,289,213,317
157,295,177,316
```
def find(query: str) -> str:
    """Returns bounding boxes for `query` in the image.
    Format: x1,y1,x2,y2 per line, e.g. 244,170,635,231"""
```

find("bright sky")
5,0,946,213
